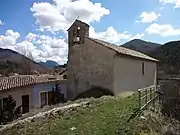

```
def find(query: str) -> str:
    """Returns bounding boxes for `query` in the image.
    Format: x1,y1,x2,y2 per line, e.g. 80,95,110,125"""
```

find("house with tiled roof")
0,75,67,114
66,19,158,100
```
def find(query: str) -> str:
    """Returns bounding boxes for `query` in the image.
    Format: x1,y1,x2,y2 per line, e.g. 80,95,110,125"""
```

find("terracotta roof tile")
87,37,158,62
0,75,63,91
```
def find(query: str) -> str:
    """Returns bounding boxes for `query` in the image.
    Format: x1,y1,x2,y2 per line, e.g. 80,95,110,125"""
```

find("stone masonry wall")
67,38,115,100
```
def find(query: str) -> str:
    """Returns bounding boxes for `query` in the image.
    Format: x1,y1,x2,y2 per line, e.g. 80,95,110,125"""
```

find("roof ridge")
88,37,143,54
86,37,158,62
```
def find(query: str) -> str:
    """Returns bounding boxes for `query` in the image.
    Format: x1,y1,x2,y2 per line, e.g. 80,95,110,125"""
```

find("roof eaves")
0,75,64,91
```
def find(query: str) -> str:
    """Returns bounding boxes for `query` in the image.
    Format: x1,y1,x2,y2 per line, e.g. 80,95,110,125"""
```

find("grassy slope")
1,94,162,135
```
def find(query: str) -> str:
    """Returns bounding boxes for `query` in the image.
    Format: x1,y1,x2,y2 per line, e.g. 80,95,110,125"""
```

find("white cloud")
0,30,20,50
136,12,161,23
35,35,68,64
159,0,180,8
25,33,38,41
0,20,3,26
30,0,110,32
0,30,68,64
129,33,144,40
24,34,68,64
146,23,180,37
16,41,37,53
5,30,20,39
89,26,131,43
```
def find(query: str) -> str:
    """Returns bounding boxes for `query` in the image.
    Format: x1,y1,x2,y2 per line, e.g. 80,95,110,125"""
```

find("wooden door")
22,95,29,114
48,91,54,105
40,92,47,108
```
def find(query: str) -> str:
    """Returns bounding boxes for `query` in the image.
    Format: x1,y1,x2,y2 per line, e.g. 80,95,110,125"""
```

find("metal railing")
138,85,159,111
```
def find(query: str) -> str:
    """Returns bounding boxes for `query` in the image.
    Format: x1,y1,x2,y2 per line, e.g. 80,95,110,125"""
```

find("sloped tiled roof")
87,37,158,62
0,75,63,91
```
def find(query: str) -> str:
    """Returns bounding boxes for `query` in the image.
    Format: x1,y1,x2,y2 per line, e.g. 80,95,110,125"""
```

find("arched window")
73,26,81,44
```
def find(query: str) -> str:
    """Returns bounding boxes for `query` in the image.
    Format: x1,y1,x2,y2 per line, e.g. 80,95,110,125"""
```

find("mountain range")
122,39,161,53
0,48,52,75
39,60,59,68
149,41,180,75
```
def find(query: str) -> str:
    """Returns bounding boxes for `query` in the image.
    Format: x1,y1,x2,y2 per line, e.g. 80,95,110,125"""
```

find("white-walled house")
67,19,158,100
0,75,67,114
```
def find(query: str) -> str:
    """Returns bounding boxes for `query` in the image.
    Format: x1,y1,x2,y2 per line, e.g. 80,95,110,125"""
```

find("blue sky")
0,0,180,64
0,0,54,39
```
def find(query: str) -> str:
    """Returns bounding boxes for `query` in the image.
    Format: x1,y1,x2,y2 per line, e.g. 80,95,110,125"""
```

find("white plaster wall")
0,86,34,111
0,81,67,112
113,55,157,96
32,83,55,109
32,81,67,108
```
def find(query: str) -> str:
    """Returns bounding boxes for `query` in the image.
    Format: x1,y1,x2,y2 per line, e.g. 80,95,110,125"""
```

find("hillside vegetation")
1,94,167,135
149,41,180,75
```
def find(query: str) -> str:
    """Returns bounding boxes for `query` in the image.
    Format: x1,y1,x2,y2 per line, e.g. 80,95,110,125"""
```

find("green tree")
52,83,66,104
0,95,22,124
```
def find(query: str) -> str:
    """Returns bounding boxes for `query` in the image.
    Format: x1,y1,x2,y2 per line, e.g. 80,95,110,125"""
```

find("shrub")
51,83,66,105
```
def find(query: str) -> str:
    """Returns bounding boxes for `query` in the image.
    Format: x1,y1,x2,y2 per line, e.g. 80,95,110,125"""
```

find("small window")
142,62,145,75
73,27,81,44
40,91,55,108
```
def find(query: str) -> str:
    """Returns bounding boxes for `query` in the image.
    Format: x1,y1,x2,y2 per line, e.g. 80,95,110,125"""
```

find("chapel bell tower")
67,19,90,47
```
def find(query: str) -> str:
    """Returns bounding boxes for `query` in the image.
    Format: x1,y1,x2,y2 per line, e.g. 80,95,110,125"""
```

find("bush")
51,83,66,105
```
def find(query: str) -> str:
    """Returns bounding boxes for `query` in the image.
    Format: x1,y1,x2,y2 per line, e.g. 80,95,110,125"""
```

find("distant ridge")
0,48,52,75
149,40,180,75
122,39,161,54
39,60,59,68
